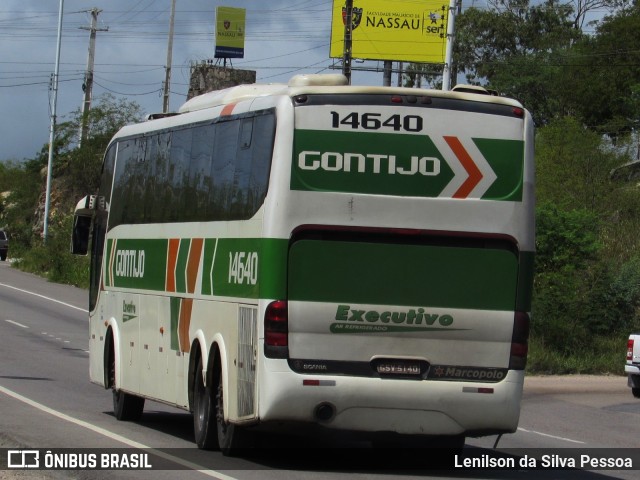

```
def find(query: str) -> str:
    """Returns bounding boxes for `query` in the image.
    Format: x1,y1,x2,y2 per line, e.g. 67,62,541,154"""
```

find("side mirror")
71,215,91,255
70,195,96,255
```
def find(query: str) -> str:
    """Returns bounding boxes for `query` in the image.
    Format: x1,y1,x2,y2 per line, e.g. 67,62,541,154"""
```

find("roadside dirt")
524,374,628,394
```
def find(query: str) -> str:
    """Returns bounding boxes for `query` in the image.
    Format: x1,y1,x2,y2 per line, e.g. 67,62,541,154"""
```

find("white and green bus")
72,74,534,452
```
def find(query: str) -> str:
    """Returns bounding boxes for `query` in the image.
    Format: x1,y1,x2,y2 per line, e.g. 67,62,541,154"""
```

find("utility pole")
450,0,462,87
342,0,353,84
44,0,64,243
163,0,176,113
383,60,392,87
79,8,108,144
441,0,457,91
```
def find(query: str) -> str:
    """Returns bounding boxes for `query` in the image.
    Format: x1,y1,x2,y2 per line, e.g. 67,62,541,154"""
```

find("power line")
92,80,161,97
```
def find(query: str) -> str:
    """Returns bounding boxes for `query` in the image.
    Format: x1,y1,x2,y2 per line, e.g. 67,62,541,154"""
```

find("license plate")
376,363,421,376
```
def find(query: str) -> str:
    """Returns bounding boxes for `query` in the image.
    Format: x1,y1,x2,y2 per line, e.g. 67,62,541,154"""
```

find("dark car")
0,229,8,261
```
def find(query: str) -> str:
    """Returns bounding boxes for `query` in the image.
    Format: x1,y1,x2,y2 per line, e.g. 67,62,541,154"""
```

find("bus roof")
177,74,524,114
109,74,525,143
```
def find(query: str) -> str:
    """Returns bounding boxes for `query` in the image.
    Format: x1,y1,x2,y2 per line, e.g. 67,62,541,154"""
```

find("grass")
11,239,89,289
527,334,627,375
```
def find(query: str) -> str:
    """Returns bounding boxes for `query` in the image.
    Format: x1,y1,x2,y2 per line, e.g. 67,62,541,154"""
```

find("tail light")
627,339,634,362
509,311,530,370
264,300,288,359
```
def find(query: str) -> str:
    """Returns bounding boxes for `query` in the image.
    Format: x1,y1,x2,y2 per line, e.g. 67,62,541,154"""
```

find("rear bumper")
625,364,640,375
258,362,524,437
627,365,640,389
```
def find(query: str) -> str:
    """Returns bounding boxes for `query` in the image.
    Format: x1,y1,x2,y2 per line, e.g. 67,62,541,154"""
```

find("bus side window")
248,114,275,212
212,119,241,219
190,124,215,218
240,117,253,150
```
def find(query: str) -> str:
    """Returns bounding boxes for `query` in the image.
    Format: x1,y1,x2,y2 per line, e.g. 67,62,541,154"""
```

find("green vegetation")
0,94,143,288
450,1,640,374
2,2,640,374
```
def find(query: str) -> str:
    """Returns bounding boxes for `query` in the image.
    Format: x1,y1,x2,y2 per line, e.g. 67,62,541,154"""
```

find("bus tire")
105,338,144,421
113,390,145,421
214,363,253,455
193,355,219,450
109,353,144,421
632,387,640,399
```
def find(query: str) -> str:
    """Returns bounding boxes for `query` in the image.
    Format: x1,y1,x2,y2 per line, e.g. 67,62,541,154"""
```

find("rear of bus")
258,78,534,443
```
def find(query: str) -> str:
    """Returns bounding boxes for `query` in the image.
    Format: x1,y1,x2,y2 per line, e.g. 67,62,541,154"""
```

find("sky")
0,1,610,163
0,0,395,162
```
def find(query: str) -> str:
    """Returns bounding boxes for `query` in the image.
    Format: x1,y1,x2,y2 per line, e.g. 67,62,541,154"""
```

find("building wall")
187,64,257,100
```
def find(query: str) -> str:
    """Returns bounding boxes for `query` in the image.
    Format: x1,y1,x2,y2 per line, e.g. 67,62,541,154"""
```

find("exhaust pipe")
314,402,335,422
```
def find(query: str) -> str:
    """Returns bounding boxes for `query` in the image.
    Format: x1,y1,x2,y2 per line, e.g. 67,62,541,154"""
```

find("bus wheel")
193,355,219,450
214,365,252,455
110,354,144,421
113,390,144,421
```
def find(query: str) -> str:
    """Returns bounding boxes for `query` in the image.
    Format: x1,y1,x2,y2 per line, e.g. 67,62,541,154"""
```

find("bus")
72,74,535,453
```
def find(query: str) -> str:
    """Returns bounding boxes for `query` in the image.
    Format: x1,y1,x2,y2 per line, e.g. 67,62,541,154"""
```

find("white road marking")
5,319,29,329
0,384,238,479
0,282,88,313
517,427,585,444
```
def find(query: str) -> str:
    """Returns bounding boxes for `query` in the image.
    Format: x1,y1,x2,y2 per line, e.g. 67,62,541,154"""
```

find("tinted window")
90,144,117,311
107,109,275,228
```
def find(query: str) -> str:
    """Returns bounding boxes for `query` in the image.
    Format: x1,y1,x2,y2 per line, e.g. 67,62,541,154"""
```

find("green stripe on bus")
288,240,519,311
258,238,288,299
292,130,454,197
108,238,168,290
209,238,288,299
475,138,524,201
105,239,114,287
201,239,218,296
170,297,180,351
104,237,288,299
291,130,524,201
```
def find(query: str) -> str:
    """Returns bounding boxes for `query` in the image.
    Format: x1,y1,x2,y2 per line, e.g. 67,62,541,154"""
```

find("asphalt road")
1,260,639,480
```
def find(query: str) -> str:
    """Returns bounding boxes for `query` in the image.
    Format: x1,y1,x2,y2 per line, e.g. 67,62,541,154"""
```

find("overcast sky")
1,0,395,162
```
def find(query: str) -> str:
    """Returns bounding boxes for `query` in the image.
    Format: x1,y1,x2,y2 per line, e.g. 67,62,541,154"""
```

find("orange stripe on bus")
444,136,483,199
186,238,204,294
221,103,236,116
166,238,180,292
179,298,193,353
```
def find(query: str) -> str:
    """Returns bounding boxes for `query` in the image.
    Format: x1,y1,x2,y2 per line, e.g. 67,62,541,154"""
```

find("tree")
564,3,640,137
536,116,623,211
0,158,45,250
0,94,143,249
452,1,582,125
54,94,144,210
571,0,629,30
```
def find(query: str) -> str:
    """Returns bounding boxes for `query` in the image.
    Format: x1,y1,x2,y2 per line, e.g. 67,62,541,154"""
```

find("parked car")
0,229,7,261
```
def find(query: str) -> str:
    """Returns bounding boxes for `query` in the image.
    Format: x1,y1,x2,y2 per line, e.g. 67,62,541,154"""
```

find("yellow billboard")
215,6,246,58
330,0,449,63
